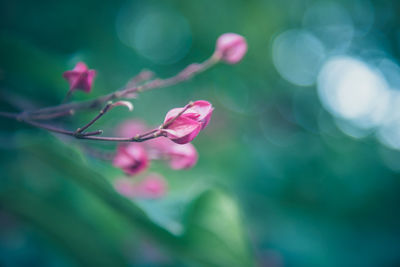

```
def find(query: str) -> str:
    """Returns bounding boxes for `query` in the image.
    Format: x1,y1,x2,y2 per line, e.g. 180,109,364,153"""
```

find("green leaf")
183,190,255,267
0,188,128,267
1,133,254,266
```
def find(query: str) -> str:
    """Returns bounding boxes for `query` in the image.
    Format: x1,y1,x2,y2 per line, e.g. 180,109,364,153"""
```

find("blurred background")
1,0,400,266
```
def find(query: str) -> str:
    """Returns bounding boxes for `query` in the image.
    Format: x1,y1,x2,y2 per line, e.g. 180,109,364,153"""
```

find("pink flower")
63,62,96,92
116,120,148,138
161,100,213,144
167,143,198,169
132,173,167,199
148,138,198,169
161,116,202,144
113,174,167,199
214,33,247,64
113,143,149,176
114,178,136,197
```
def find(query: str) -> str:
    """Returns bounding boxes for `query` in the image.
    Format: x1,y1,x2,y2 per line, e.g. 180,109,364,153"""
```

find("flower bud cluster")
112,119,200,199
59,33,248,200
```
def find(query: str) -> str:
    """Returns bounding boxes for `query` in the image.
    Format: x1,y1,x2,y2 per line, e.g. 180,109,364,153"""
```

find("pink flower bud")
161,101,213,144
63,62,96,92
161,116,202,144
215,33,247,64
132,173,167,199
167,143,198,169
113,143,149,176
165,100,213,130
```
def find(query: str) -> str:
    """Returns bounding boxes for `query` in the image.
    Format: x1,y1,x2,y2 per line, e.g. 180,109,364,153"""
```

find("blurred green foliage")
1,0,400,266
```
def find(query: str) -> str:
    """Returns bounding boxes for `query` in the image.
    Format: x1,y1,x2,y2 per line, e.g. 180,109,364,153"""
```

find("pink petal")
168,143,198,169
216,33,247,64
132,173,167,199
114,178,136,197
74,62,89,72
190,100,214,129
163,108,200,124
162,116,202,144
62,62,96,93
163,101,213,131
113,143,149,176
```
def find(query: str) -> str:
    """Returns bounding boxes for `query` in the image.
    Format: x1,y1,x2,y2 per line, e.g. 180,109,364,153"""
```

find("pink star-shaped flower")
63,62,96,93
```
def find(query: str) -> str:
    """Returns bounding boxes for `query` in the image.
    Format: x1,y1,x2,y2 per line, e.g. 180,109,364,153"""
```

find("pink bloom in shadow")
113,143,149,176
215,33,247,64
114,178,136,198
63,62,96,92
132,173,167,199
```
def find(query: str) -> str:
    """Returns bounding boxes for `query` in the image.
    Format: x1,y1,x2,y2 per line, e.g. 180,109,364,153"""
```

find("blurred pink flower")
133,173,167,199
161,100,213,144
167,143,198,169
116,120,148,138
63,62,96,92
113,143,149,176
114,178,136,197
147,138,198,169
215,33,247,64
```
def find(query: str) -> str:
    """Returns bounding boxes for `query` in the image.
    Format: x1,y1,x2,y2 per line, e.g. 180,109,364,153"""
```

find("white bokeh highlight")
317,56,389,126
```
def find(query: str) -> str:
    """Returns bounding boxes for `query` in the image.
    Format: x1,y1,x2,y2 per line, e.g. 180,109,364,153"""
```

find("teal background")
1,0,400,266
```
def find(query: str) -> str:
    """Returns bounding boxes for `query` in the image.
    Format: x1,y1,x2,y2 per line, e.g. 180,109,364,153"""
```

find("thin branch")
0,54,220,144
21,118,161,142
125,69,154,89
11,99,190,143
24,120,76,136
80,130,103,136
26,56,219,116
75,101,112,134
62,90,73,104
30,109,75,120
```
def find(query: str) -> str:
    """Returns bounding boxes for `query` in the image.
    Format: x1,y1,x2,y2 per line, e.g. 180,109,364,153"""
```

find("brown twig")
0,101,191,143
25,56,218,116
0,54,220,143
30,109,75,120
75,101,113,134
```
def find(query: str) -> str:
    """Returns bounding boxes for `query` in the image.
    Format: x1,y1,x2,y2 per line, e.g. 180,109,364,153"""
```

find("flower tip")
111,101,134,111
215,33,247,64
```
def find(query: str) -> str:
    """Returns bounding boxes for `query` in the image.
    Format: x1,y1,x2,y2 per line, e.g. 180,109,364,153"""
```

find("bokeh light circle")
317,56,389,126
116,5,191,65
303,2,354,52
272,29,325,87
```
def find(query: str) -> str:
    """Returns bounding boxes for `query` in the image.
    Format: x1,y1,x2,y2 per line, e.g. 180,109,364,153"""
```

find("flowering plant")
0,33,247,198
